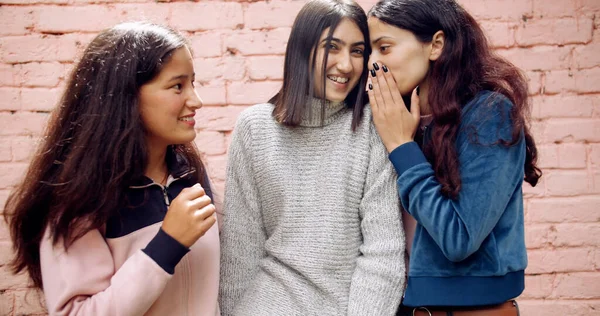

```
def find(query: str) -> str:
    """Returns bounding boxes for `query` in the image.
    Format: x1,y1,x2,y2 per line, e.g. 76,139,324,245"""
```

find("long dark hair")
270,0,371,130
5,22,208,289
369,0,541,198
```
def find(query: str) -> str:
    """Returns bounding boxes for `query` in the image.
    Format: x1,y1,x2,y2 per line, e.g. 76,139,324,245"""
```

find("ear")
429,30,445,61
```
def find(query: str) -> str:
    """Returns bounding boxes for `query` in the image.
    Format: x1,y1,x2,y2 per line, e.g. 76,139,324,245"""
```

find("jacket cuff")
143,228,189,274
388,141,428,176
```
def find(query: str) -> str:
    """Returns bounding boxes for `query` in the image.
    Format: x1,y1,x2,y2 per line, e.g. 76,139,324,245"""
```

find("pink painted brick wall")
0,0,598,314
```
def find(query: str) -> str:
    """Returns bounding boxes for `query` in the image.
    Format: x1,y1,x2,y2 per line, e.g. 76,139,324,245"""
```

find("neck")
418,79,432,116
145,140,168,185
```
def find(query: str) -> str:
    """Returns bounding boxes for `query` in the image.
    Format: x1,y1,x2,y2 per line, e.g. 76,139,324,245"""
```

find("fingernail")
370,69,376,77
372,62,380,71
382,65,388,73
416,85,420,95
368,83,373,90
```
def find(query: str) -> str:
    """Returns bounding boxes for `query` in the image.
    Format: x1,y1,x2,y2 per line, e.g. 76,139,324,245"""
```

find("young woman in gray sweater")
218,0,406,315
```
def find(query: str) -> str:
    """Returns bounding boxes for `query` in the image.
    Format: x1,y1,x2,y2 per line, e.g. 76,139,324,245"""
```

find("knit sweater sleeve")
347,121,406,316
218,110,266,316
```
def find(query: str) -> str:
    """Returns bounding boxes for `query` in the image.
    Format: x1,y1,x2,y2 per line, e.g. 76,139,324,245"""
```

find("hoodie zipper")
161,187,170,206
129,169,195,206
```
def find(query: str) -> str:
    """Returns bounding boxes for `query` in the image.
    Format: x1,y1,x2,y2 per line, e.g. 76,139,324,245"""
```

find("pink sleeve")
40,229,172,316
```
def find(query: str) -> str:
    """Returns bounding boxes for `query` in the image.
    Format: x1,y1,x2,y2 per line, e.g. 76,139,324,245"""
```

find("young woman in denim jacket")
365,0,542,315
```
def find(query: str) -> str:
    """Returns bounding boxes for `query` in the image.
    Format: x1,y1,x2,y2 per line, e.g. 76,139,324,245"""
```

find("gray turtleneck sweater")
219,100,405,316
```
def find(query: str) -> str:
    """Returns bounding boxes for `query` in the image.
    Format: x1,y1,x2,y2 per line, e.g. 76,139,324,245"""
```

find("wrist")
143,228,190,274
385,139,414,153
161,225,192,248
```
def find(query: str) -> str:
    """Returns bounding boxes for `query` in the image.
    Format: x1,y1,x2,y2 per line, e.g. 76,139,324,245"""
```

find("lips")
178,114,195,126
178,116,194,122
327,75,349,84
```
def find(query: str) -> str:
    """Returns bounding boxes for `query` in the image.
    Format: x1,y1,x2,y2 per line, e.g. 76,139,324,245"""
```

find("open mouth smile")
327,75,349,84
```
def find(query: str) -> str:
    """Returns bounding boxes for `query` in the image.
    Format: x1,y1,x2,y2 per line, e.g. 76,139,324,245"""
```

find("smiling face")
138,46,203,149
312,18,366,102
368,17,433,96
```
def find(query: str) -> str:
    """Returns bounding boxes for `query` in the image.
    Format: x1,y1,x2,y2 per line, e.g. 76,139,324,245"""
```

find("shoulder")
354,104,384,144
462,90,513,124
362,104,380,134
361,103,388,150
460,91,515,141
230,104,277,150
355,104,374,133
233,103,275,134
237,103,274,124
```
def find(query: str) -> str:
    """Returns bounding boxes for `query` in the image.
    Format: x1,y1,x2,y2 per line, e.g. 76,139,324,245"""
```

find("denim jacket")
389,91,527,306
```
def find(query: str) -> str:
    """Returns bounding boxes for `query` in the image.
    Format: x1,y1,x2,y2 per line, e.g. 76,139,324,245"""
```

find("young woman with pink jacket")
5,22,220,315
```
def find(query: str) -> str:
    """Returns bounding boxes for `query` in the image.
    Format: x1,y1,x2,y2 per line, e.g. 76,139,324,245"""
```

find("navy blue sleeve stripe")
142,228,189,274
388,141,428,176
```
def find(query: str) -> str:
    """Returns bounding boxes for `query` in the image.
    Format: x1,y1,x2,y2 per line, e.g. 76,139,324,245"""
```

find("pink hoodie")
39,211,220,315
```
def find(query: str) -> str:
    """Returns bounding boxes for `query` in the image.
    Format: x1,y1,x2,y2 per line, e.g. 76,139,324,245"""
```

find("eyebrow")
168,74,194,81
321,37,366,47
372,36,394,44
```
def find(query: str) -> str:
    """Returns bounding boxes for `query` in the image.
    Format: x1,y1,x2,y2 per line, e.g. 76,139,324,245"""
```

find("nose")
335,51,353,73
187,87,203,110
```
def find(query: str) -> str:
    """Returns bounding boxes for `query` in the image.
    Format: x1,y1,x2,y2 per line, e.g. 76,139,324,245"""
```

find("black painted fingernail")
372,62,380,71
368,83,373,90
382,65,388,73
370,69,376,77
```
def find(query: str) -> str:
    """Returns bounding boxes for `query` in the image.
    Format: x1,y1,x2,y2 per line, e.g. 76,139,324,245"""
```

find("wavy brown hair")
4,22,208,289
369,0,541,198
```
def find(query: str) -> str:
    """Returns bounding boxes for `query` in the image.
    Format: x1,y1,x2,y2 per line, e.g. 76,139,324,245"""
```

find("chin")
399,87,413,97
175,134,196,145
325,93,349,103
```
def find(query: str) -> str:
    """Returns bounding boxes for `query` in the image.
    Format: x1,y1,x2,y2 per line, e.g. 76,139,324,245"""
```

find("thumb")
411,87,421,120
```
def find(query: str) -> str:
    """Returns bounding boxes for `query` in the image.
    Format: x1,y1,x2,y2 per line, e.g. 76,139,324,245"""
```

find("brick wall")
0,0,598,314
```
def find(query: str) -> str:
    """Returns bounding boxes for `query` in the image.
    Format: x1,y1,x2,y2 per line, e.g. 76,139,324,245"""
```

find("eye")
379,46,390,53
172,83,182,90
351,48,364,56
327,43,339,50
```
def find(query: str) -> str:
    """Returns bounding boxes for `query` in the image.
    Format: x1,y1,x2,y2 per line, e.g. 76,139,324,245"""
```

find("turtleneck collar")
299,97,347,127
